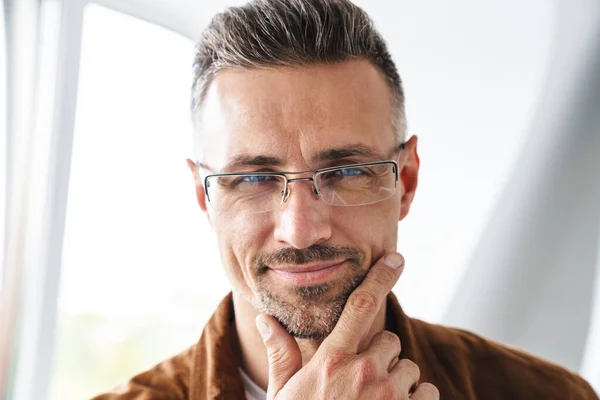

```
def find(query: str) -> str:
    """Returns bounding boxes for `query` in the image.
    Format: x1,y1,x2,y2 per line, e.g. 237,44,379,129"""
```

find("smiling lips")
269,259,347,285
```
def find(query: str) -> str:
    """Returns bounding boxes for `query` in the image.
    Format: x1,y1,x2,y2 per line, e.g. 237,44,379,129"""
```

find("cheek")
212,212,273,292
378,201,401,250
334,201,400,261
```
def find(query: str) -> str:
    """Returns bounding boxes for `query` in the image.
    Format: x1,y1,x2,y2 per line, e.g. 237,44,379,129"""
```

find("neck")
232,291,388,391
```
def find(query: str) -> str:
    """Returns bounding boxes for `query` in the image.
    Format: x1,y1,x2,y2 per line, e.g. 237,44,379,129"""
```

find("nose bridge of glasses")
282,176,319,202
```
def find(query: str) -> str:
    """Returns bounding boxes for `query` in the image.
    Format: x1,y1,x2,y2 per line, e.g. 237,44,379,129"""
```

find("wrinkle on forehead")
195,60,396,171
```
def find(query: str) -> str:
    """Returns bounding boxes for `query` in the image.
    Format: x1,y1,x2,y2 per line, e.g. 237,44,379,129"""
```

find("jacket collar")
190,292,421,399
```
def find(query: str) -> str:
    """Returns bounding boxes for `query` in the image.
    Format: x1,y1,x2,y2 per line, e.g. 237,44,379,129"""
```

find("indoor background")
1,0,599,399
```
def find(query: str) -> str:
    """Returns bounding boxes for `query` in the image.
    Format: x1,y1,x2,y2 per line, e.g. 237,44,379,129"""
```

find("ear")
398,135,420,221
186,158,209,213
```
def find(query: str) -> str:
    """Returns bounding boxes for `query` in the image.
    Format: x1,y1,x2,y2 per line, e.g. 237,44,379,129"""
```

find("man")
94,0,598,399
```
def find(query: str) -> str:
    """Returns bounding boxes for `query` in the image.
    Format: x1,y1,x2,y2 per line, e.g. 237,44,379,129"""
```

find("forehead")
196,60,396,170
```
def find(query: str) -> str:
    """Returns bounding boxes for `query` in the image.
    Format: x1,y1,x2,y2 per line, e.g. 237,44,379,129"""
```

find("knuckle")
371,265,397,288
398,358,419,373
417,382,440,398
354,357,378,387
321,348,349,378
379,330,401,347
377,381,398,399
266,345,289,368
350,291,379,314
397,358,420,381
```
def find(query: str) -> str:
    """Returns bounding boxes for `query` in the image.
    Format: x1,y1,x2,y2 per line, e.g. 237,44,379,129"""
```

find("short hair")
191,0,406,142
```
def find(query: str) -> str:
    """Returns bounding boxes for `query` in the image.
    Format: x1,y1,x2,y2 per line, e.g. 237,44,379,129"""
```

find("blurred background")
1,0,599,399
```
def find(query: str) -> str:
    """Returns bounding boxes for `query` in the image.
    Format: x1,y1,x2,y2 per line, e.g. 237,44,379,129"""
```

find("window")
49,1,599,397
0,0,6,285
51,5,228,399
359,0,556,320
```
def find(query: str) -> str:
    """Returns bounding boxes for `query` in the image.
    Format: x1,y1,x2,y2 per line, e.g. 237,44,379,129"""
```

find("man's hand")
255,253,440,399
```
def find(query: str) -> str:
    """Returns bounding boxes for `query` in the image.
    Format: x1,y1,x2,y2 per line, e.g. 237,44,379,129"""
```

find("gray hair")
191,0,406,141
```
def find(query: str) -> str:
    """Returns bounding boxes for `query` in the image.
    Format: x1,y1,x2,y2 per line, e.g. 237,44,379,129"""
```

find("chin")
252,272,365,339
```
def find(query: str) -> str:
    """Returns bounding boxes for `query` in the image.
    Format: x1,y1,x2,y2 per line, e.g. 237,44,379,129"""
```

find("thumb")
256,314,302,399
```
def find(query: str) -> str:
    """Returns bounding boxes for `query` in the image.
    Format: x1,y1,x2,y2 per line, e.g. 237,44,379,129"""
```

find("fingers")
410,382,440,400
256,314,302,399
362,331,401,373
389,358,420,394
325,252,405,352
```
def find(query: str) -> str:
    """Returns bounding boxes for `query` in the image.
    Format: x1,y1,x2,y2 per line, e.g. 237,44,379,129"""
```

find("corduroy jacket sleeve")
90,345,194,400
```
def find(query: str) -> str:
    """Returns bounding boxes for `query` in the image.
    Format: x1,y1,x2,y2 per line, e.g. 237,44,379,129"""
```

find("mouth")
269,259,347,285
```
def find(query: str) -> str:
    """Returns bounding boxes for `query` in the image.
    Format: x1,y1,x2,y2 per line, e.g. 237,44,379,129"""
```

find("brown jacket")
92,293,598,399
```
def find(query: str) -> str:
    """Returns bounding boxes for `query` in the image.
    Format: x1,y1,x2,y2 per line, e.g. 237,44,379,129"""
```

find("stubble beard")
251,244,365,339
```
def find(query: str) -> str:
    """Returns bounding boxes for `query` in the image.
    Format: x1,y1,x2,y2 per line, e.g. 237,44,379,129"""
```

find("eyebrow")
197,155,282,172
311,144,387,163
197,144,390,173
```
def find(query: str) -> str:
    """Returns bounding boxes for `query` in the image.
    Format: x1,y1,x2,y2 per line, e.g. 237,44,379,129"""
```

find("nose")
273,180,332,249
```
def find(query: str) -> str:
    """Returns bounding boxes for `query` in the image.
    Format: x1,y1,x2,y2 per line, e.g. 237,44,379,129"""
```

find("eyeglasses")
198,158,402,215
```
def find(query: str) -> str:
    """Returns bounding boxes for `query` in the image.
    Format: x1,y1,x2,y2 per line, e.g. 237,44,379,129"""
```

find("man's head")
187,0,420,339
190,0,406,145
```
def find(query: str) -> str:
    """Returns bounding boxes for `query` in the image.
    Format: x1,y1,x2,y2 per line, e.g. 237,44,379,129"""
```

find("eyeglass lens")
205,163,397,214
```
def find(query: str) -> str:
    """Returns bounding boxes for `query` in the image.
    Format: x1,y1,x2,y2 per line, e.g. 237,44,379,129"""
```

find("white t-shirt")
239,368,267,400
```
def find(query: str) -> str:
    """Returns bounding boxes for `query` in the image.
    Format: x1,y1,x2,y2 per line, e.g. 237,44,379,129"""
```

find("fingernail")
256,317,271,340
384,253,404,269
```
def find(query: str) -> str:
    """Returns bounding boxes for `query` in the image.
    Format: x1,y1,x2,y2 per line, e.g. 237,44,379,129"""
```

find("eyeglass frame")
196,142,406,211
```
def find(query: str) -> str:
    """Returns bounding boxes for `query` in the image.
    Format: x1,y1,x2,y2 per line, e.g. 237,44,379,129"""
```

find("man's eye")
234,175,276,184
334,168,365,177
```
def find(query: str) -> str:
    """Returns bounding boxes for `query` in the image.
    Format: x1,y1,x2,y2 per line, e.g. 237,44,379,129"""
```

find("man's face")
191,60,418,338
